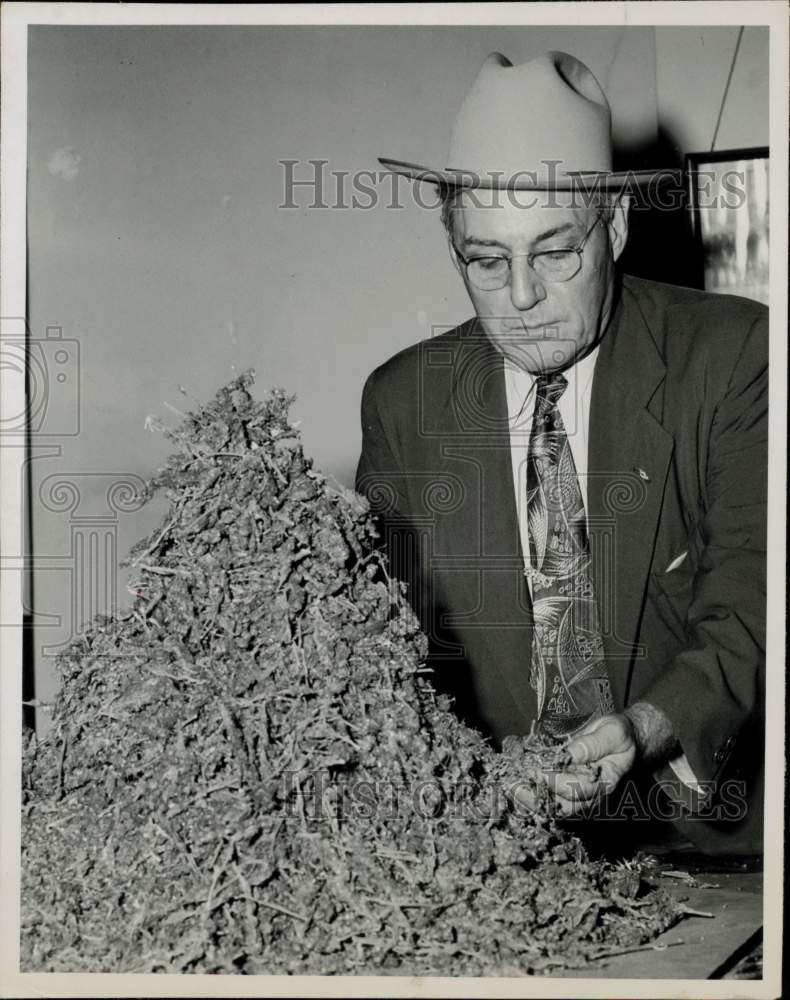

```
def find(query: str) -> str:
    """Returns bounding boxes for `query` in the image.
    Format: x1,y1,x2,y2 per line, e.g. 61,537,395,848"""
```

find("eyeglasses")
452,214,604,291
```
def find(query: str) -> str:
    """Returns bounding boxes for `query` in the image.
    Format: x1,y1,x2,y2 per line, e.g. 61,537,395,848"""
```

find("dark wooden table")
559,855,763,980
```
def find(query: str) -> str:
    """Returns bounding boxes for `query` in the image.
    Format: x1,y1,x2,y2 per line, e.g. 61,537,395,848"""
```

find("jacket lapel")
432,323,537,730
448,323,524,561
588,282,674,708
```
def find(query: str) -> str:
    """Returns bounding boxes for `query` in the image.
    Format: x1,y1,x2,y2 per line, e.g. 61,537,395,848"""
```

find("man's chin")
492,338,581,375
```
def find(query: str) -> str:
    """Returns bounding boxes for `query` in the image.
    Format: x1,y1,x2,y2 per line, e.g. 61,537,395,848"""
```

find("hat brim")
378,157,678,190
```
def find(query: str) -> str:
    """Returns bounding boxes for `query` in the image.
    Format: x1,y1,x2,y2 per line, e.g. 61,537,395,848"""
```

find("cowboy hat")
379,51,671,191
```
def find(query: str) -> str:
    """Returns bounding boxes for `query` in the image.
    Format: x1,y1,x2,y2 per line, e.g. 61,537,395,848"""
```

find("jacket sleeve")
355,371,430,626
355,370,405,513
639,310,768,805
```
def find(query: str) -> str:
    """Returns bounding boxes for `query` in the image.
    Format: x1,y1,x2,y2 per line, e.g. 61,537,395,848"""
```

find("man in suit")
356,52,766,854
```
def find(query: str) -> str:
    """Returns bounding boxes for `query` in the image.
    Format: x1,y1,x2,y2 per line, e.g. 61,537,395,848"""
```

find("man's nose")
509,256,546,312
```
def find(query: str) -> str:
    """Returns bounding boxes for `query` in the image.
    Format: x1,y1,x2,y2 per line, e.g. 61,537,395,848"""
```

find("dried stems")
21,372,684,975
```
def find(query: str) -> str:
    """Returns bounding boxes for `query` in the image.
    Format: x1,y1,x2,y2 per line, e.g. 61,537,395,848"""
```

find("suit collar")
588,275,672,479
588,276,675,704
594,276,668,418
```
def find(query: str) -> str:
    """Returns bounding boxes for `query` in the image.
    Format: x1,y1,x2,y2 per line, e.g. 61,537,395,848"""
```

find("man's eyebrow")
460,236,510,252
531,222,580,244
461,221,583,252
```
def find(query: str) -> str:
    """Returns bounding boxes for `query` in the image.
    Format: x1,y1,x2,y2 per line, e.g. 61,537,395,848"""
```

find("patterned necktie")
526,373,614,739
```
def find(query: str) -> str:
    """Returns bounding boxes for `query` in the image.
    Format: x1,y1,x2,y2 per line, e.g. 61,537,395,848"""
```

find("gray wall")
26,25,768,726
655,26,769,153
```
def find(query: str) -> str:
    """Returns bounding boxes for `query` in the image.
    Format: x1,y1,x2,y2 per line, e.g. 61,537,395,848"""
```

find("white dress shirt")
503,345,599,581
502,346,702,791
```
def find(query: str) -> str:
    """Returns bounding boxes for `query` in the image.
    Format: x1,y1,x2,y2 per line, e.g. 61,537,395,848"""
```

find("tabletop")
558,855,764,980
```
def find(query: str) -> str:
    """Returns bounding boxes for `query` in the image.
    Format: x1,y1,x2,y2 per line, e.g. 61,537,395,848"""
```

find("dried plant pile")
21,373,682,975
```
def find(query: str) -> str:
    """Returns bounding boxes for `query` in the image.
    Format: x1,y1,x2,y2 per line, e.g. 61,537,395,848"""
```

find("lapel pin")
635,467,650,482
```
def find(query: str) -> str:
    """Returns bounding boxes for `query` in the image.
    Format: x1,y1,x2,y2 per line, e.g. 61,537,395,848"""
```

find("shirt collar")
504,343,600,414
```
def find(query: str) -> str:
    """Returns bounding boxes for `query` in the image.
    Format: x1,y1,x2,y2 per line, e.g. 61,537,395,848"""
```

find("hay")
21,372,682,974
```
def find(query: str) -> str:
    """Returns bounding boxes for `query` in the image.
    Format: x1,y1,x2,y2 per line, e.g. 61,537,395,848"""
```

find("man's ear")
607,194,630,263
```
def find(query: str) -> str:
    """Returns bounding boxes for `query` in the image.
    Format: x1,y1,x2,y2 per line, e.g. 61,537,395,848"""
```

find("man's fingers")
548,770,606,818
567,731,605,766
545,768,600,804
567,716,628,765
510,773,592,815
544,715,638,816
571,715,606,741
597,754,633,794
509,747,626,816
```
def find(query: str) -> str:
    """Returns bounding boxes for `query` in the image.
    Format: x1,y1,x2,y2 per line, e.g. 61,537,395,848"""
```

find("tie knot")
536,373,568,407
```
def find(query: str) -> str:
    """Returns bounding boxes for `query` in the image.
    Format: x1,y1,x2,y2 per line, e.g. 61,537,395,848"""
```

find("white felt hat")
380,51,670,191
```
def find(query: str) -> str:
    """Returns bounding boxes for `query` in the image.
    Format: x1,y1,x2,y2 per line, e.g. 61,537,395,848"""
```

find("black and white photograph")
687,146,770,304
0,3,786,997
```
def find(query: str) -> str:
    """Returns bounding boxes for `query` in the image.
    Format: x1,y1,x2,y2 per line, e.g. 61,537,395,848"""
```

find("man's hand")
510,714,637,817
548,702,680,817
510,702,680,817
548,713,637,816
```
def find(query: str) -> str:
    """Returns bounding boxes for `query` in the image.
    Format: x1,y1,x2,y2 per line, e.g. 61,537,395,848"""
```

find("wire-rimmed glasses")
453,214,604,291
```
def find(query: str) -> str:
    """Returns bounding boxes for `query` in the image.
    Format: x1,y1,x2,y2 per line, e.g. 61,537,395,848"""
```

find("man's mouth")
500,320,558,334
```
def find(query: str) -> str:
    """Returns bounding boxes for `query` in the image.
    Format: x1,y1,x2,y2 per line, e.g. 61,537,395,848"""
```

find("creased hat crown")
378,49,673,191
447,51,612,181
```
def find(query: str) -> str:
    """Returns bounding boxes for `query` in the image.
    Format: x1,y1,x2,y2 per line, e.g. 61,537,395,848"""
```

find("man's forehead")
450,194,593,244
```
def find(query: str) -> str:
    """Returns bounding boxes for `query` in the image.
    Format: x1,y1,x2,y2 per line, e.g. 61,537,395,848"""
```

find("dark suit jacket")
355,274,767,855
